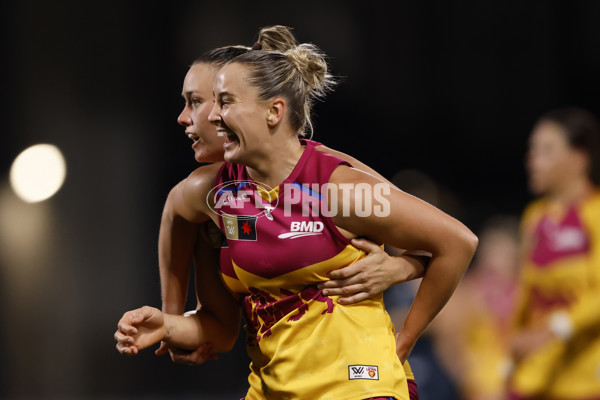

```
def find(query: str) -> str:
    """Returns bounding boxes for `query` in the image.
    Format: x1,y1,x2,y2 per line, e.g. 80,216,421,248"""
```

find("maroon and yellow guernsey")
510,190,600,399
212,140,408,400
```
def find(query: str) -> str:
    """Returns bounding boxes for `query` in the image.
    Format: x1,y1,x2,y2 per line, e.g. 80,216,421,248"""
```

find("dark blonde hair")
230,25,336,137
193,45,251,68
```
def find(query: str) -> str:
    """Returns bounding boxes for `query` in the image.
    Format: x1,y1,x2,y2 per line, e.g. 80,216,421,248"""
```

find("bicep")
171,165,223,224
330,167,473,255
317,146,432,256
316,145,395,186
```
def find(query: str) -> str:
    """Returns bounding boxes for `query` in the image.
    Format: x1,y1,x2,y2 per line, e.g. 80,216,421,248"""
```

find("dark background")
1,1,599,398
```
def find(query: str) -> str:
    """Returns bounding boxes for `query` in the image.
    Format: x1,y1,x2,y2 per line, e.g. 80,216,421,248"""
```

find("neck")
547,175,593,206
245,136,304,188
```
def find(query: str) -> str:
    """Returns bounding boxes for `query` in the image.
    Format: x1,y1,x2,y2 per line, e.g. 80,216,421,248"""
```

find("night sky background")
1,1,600,398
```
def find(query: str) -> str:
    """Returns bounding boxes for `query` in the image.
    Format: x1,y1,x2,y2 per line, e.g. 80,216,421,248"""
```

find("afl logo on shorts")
348,365,379,380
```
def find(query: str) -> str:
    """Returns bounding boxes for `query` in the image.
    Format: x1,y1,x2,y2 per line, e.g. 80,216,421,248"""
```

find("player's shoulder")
176,163,225,209
314,143,346,161
581,187,600,227
328,163,380,187
185,163,225,190
584,188,600,209
521,197,546,224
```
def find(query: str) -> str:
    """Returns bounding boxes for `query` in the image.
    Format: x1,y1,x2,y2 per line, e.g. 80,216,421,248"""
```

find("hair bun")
284,44,334,96
255,25,297,51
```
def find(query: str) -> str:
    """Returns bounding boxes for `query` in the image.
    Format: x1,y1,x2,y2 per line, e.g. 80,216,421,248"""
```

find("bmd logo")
278,221,324,239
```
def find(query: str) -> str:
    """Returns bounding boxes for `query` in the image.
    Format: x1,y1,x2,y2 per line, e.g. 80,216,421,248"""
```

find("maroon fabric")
240,378,419,400
508,391,600,400
407,378,419,400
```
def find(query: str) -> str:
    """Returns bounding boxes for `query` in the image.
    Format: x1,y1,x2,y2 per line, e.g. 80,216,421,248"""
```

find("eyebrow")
215,91,234,98
181,91,200,98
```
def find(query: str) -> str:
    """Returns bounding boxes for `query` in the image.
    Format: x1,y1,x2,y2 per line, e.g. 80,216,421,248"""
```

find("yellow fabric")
462,313,512,398
402,360,414,381
219,273,247,295
234,245,408,400
510,190,600,399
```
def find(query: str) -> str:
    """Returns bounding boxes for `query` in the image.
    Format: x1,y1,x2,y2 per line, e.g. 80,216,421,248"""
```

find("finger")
336,291,370,305
116,342,129,354
114,330,134,345
139,306,156,321
117,320,138,336
351,238,382,254
323,283,365,297
170,346,208,365
116,342,138,356
172,352,208,365
127,306,152,325
155,341,169,356
131,308,148,324
118,310,138,326
319,279,349,290
326,261,365,280
325,272,370,289
170,343,211,355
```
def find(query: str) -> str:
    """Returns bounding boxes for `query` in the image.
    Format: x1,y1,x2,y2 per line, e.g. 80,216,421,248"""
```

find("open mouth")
187,133,200,142
218,129,239,143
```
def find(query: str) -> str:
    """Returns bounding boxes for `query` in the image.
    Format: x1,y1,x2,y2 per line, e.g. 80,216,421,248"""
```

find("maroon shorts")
509,392,600,400
241,378,419,400
367,378,419,399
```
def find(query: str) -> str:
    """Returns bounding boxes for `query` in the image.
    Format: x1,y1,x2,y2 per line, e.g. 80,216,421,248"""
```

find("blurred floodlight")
9,144,67,203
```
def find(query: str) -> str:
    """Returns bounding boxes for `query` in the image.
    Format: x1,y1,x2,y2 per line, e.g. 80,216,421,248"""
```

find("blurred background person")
431,214,521,400
384,169,464,400
508,106,600,400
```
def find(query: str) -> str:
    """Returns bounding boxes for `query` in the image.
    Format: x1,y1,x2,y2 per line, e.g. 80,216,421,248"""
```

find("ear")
266,97,286,127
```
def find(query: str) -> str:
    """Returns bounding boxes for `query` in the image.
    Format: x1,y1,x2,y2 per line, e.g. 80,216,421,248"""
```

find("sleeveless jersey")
212,141,408,400
509,190,600,399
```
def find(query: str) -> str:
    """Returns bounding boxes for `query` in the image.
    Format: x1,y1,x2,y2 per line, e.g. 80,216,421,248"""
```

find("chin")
196,151,225,164
528,181,547,196
223,152,240,164
223,145,243,164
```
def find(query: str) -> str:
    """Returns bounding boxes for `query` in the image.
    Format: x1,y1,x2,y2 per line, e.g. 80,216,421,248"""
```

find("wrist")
548,310,573,341
399,253,430,282
162,312,172,342
396,327,419,347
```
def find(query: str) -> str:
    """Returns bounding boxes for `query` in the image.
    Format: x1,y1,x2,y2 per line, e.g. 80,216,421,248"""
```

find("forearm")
159,190,199,314
395,254,428,282
401,248,475,343
163,309,239,352
383,245,429,283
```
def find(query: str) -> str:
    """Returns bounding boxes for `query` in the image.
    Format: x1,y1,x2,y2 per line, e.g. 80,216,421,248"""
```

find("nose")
208,101,221,126
177,106,191,127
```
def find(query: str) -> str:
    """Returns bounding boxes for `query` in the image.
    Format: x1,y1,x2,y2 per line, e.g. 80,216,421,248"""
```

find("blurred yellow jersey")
458,279,515,399
510,190,600,399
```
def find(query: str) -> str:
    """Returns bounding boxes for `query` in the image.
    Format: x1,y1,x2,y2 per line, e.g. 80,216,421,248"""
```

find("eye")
191,98,202,107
